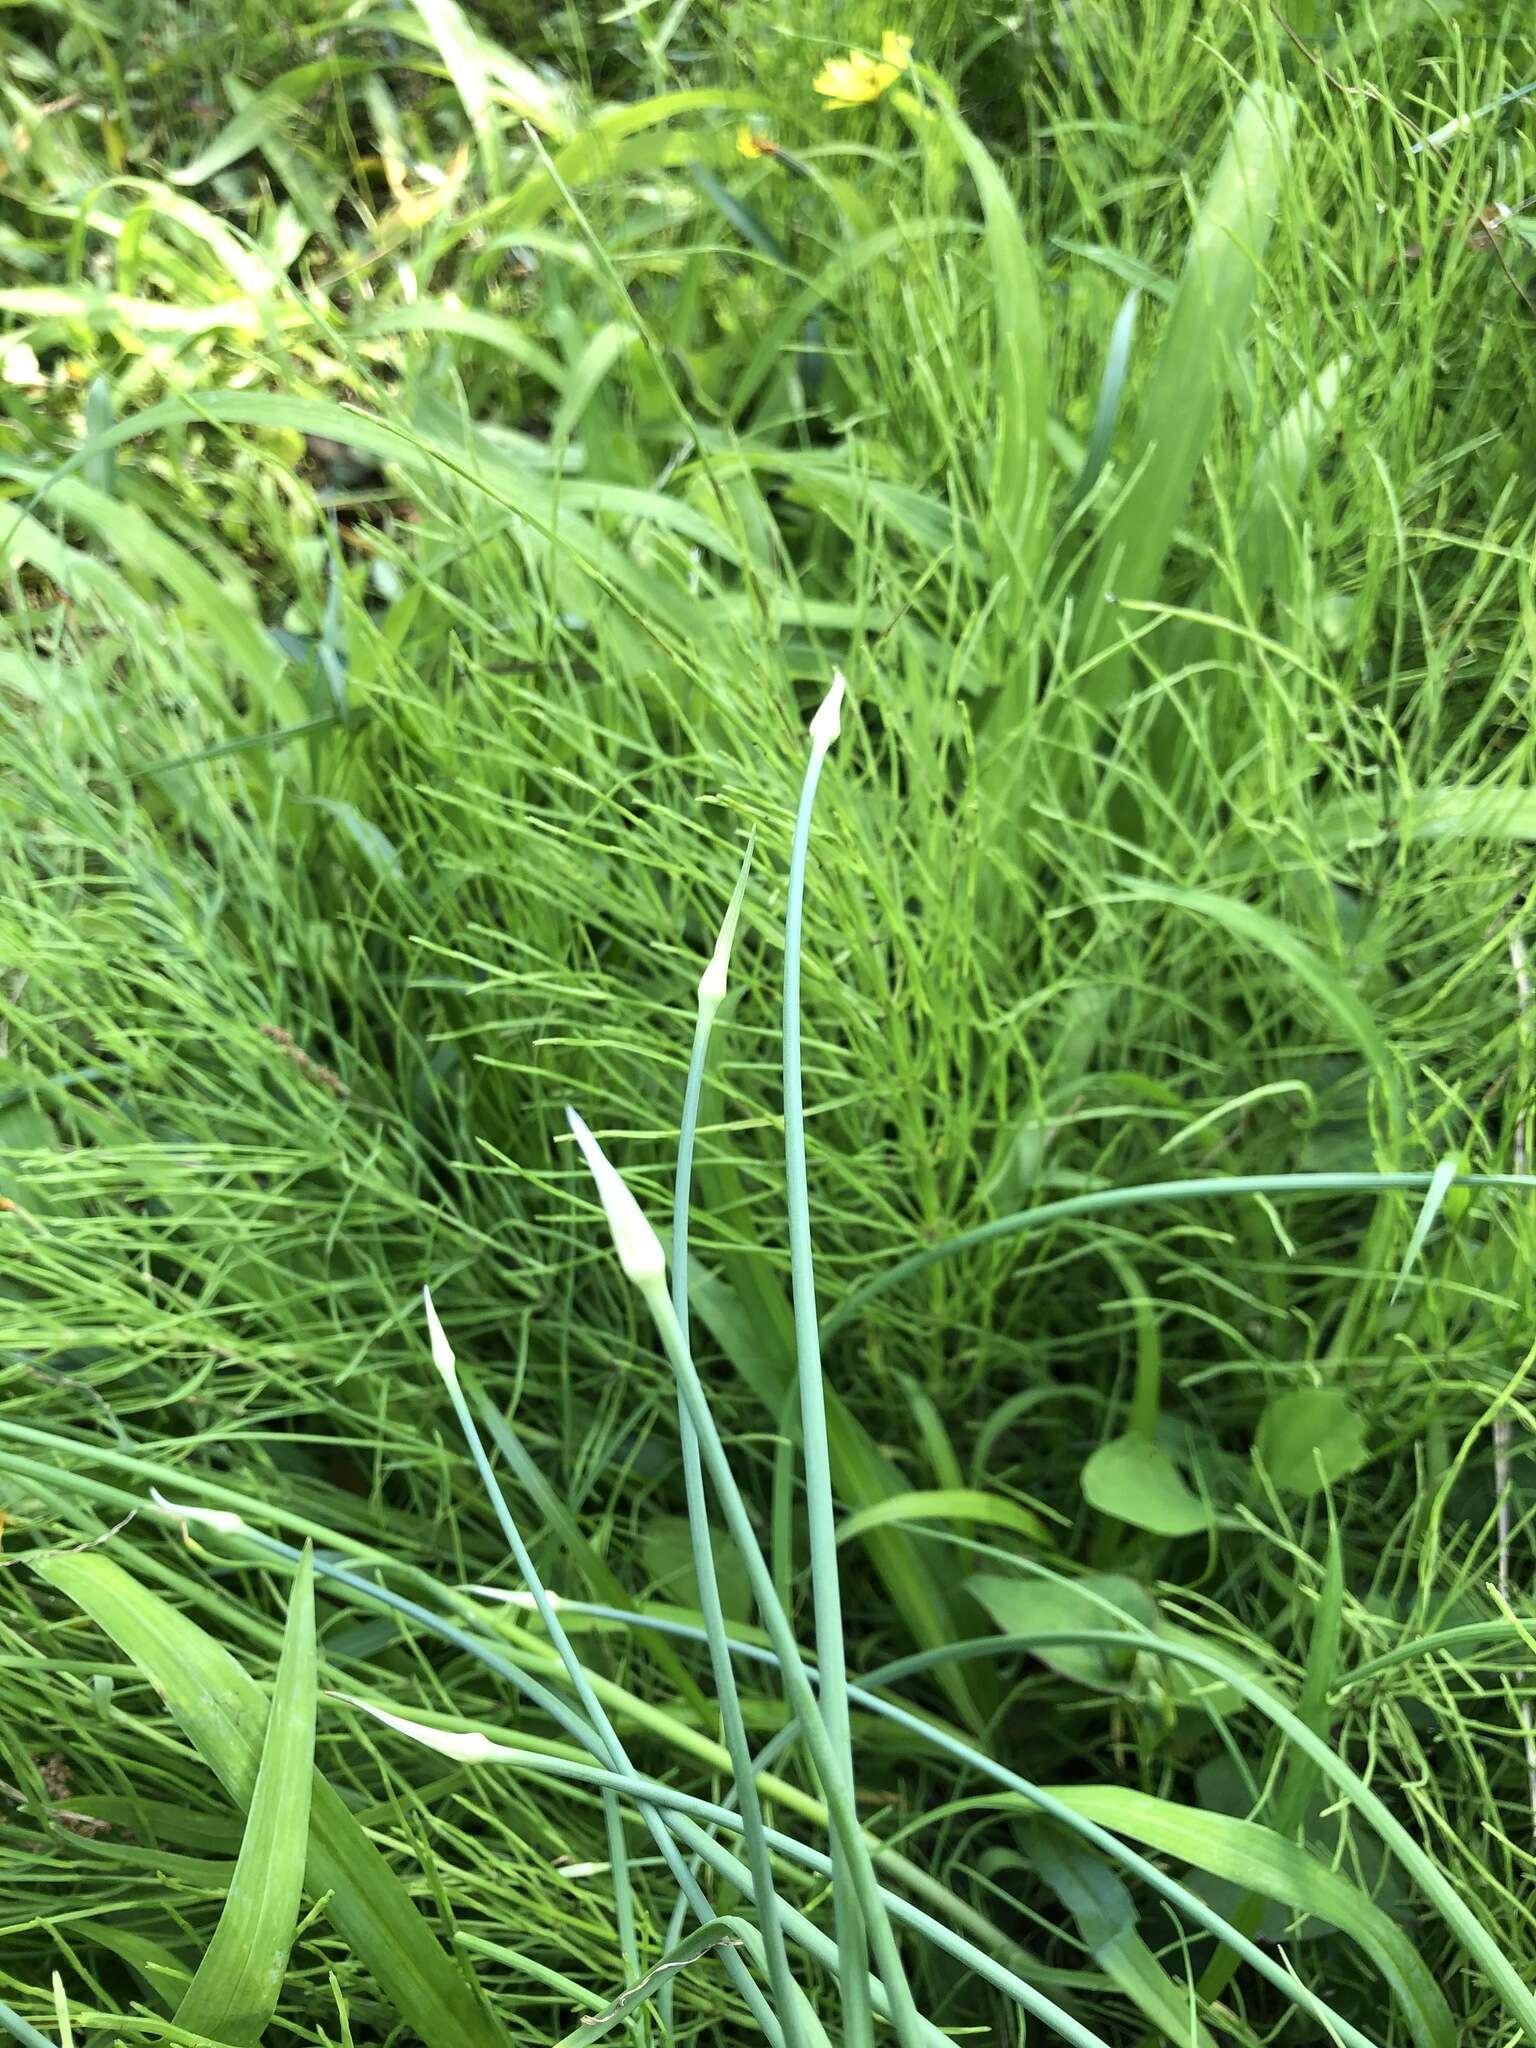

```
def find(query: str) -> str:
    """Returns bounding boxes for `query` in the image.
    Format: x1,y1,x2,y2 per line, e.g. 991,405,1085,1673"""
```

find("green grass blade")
834,1488,1051,1549
1391,1154,1460,1301
163,60,356,186
1018,1821,1217,2048
1067,288,1141,514
175,1547,316,2048
32,1552,509,2048
1046,1787,1452,2048
1075,82,1298,711
554,1917,756,2048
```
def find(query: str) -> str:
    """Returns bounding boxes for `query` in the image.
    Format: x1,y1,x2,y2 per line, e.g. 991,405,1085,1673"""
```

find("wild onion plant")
14,676,1536,2048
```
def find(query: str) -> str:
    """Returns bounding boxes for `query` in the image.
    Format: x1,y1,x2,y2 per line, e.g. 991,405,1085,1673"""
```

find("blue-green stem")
433,1355,789,2048
0,2003,57,2048
453,1746,1115,2048
636,1272,926,2048
672,936,809,2045
503,1596,1383,2048
783,688,869,2048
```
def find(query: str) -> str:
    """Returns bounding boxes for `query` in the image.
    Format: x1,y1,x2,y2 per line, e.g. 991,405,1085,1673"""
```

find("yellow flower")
736,123,778,159
813,29,913,110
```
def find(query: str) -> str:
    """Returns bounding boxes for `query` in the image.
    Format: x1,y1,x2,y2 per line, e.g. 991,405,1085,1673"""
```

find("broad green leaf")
164,62,367,186
1254,1389,1367,1496
34,1552,508,2048
414,0,493,141
1041,1785,1454,2048
836,1488,1051,1550
1080,1435,1210,1537
553,323,638,446
1076,82,1298,709
0,1105,62,1218
1017,1822,1217,2048
932,90,1049,622
83,377,115,497
1314,783,1536,853
300,798,407,896
1234,357,1349,605
353,304,567,390
176,1549,316,2047
970,1570,1160,1688
642,1515,752,1625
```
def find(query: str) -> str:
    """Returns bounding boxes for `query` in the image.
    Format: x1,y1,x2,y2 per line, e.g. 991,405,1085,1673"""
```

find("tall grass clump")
4,1,1536,2043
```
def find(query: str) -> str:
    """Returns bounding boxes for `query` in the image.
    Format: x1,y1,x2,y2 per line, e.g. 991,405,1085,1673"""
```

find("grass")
4,0,1536,2043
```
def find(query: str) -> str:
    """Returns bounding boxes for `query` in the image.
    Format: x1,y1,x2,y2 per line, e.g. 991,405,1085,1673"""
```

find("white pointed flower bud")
422,1285,458,1385
329,1691,518,1765
809,669,846,749
698,835,754,1014
148,1488,247,1536
565,1109,667,1289
466,1584,563,1611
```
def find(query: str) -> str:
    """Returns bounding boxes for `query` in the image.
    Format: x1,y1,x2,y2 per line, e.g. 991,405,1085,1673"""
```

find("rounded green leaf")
1081,1435,1210,1537
969,1571,1160,1689
1254,1389,1368,1496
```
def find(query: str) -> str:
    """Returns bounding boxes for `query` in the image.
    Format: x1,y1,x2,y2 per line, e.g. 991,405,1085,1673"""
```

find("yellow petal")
813,53,883,107
880,30,913,70
736,122,776,158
